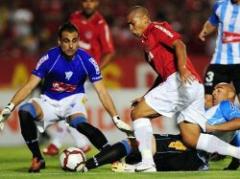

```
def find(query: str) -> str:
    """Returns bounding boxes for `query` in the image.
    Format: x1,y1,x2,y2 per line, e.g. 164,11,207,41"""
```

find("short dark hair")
58,22,78,38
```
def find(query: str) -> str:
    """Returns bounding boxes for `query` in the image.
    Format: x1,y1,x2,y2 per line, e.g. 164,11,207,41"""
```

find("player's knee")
19,103,37,121
68,116,87,128
181,135,196,148
181,130,199,148
130,108,141,120
179,122,200,148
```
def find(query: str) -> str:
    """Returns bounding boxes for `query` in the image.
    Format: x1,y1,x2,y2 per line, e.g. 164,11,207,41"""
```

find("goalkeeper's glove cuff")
5,103,15,112
112,115,133,132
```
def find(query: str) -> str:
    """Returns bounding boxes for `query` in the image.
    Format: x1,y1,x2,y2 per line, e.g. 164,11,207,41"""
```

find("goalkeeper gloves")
0,103,15,130
112,115,133,135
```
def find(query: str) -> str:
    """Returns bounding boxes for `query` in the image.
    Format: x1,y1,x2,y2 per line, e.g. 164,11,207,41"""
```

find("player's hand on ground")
112,115,133,135
179,67,195,85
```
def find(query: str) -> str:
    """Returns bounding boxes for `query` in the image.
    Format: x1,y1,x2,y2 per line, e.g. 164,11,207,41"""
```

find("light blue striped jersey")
209,0,240,64
206,100,240,125
206,99,240,147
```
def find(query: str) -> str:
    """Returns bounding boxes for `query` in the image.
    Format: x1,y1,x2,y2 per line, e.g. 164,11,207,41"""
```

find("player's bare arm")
173,39,195,84
206,118,240,133
198,21,216,41
0,74,41,129
93,80,118,117
93,80,133,133
10,74,41,107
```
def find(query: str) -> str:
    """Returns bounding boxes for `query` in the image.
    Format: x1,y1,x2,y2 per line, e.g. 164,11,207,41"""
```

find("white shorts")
30,93,87,132
145,72,207,131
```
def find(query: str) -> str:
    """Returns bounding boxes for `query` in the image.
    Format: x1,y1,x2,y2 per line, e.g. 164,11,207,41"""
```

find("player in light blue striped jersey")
199,0,240,108
206,82,240,169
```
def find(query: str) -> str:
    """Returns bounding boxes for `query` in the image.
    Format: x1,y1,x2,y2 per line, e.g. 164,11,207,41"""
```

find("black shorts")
204,64,240,95
153,134,207,171
125,134,207,171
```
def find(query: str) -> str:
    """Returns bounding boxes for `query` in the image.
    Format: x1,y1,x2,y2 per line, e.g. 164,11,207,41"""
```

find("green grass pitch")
0,146,239,179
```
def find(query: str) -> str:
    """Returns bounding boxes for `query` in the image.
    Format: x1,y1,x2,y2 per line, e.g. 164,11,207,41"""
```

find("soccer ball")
59,147,86,172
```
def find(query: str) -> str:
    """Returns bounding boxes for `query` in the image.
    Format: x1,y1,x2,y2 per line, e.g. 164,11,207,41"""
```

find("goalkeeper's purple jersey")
32,47,102,100
206,100,240,125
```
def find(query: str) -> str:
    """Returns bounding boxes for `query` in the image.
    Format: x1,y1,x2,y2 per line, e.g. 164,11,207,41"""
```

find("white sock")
51,120,68,148
133,118,154,165
68,126,90,148
197,133,240,159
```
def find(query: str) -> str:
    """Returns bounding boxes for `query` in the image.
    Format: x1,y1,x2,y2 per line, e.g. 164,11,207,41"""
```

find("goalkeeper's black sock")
85,142,127,170
75,122,109,150
19,110,43,160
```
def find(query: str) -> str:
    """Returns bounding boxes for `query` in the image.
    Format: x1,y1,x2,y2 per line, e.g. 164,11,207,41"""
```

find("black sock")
85,142,127,170
76,123,108,150
19,110,43,160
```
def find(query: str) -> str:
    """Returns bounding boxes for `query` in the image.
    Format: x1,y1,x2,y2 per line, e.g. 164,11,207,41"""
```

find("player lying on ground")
85,82,240,172
84,134,208,172
206,82,240,170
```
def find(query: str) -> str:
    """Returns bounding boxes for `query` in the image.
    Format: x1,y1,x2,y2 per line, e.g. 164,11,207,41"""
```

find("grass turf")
0,146,239,179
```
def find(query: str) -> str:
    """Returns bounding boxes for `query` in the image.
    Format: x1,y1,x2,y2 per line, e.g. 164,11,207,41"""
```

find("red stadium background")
0,54,209,89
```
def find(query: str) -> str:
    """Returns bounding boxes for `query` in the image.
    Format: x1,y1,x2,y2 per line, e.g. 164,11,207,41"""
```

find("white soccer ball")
59,147,86,172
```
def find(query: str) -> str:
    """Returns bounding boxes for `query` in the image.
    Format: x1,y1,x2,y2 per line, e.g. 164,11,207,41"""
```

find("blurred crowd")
0,0,216,60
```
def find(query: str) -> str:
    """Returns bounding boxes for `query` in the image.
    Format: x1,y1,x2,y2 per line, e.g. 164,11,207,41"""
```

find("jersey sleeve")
208,2,220,26
153,22,182,47
32,53,51,79
98,21,115,54
81,51,102,83
220,100,240,121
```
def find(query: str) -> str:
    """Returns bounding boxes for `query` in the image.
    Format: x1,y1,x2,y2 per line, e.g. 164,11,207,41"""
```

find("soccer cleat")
135,163,156,172
111,162,136,172
43,144,59,156
28,157,46,173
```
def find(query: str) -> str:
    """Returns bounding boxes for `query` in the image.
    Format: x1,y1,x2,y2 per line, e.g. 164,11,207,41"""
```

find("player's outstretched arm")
93,80,133,134
0,74,41,130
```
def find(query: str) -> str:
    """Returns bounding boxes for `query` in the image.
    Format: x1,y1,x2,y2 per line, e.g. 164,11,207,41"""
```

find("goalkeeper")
84,134,208,172
0,22,131,173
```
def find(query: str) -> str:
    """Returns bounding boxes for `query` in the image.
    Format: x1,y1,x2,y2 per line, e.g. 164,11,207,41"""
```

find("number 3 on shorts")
205,71,214,83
